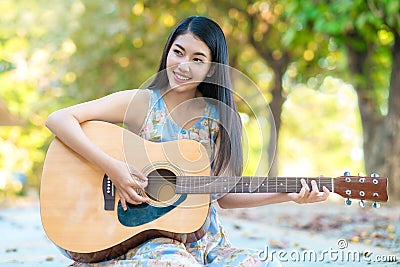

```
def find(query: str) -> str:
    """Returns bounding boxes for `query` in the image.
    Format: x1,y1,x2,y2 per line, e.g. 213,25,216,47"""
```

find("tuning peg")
371,173,379,177
359,200,365,208
344,171,351,176
372,202,381,208
358,172,365,176
345,198,352,205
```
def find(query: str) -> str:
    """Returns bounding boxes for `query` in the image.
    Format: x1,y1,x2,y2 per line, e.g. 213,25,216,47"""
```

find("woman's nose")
177,59,190,72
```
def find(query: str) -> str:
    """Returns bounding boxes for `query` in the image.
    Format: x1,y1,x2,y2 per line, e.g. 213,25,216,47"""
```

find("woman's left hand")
288,178,330,204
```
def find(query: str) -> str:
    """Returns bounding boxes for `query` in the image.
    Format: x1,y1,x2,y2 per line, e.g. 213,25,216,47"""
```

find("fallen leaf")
269,239,289,249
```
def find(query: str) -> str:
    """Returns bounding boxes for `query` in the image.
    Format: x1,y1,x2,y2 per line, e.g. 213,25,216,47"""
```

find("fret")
188,176,192,193
228,177,236,193
193,175,195,193
248,177,256,193
223,177,226,193
196,176,200,195
285,177,287,192
235,176,237,193
243,177,250,193
262,177,267,193
276,177,284,193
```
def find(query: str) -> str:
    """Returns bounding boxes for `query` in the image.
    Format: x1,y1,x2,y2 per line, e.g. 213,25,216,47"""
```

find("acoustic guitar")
40,121,388,263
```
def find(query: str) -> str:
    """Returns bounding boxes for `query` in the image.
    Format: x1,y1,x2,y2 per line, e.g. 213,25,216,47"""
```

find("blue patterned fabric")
73,89,280,266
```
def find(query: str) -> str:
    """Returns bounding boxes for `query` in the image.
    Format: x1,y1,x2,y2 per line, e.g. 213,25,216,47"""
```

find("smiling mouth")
174,72,191,82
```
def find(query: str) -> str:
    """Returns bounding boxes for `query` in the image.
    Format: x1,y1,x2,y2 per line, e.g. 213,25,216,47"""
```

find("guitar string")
121,176,334,191
142,175,336,182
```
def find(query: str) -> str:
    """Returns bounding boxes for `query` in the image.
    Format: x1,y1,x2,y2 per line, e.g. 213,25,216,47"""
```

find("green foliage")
0,0,396,199
279,78,364,176
0,60,15,73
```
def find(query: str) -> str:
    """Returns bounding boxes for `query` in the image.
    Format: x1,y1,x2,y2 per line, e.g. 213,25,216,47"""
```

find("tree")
290,0,400,199
367,0,400,200
213,0,333,176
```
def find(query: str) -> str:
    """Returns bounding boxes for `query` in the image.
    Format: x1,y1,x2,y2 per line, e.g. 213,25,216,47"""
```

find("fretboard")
175,176,333,194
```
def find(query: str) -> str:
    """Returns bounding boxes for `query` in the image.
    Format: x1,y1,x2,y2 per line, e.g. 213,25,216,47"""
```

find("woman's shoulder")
122,88,152,99
120,89,152,133
105,88,151,103
114,89,153,109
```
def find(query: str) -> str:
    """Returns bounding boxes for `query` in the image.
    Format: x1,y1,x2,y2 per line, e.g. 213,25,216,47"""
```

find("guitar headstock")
334,172,388,208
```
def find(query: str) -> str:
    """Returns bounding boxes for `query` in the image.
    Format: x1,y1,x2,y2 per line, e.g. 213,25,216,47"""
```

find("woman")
46,16,329,266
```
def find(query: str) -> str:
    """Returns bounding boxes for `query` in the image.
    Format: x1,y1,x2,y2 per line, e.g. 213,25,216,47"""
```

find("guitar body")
40,121,212,263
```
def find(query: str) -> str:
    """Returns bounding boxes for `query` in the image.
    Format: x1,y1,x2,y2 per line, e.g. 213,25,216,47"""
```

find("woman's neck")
161,87,202,111
161,87,206,129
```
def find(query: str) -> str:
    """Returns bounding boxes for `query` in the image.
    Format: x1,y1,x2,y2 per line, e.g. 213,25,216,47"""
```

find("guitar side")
40,121,211,263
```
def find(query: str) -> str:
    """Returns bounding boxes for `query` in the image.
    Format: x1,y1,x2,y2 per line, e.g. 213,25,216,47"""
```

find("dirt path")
0,197,398,266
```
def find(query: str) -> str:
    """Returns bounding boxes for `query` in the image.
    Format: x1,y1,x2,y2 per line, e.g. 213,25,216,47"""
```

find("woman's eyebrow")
174,43,208,58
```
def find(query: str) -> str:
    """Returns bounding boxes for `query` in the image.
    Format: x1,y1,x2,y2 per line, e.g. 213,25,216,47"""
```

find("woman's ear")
207,64,216,77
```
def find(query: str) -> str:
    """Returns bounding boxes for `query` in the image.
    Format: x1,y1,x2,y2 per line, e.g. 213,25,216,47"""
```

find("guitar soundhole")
146,169,177,204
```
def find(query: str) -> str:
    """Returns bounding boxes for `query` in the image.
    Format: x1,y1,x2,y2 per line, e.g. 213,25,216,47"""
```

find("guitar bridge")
102,174,115,210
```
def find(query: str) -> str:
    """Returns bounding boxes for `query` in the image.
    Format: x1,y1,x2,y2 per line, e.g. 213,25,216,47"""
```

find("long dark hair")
149,16,243,176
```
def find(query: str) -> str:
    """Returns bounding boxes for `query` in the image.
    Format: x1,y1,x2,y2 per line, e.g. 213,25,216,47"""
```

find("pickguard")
117,194,187,226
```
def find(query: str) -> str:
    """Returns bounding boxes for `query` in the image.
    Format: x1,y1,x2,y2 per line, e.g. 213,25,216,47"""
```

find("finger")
322,185,330,193
310,186,330,203
311,180,319,192
130,177,148,190
129,172,148,189
296,187,307,203
300,178,310,191
300,179,310,200
125,188,150,203
120,197,127,211
321,186,330,199
124,195,142,206
129,167,148,182
308,180,319,199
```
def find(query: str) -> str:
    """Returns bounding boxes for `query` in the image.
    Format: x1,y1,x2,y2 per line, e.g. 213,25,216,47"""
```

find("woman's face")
166,33,213,92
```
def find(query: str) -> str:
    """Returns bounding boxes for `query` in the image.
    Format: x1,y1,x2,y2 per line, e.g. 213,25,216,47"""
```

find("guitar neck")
176,176,333,194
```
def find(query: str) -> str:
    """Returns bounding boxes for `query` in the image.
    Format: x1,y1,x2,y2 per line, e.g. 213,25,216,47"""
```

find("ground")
0,193,399,266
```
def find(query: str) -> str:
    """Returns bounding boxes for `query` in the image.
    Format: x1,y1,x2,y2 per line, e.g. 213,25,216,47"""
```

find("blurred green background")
1,0,399,202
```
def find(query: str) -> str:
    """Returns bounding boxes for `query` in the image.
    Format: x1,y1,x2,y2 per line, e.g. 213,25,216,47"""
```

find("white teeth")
175,73,190,80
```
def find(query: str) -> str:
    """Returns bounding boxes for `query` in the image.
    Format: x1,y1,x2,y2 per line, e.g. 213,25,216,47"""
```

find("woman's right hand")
105,158,149,211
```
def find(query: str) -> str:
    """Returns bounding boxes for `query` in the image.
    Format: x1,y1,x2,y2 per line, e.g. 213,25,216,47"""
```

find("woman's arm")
213,135,330,209
45,89,150,210
217,179,330,209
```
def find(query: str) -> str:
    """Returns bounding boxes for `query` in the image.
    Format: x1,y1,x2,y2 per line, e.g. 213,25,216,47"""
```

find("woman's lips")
173,71,191,83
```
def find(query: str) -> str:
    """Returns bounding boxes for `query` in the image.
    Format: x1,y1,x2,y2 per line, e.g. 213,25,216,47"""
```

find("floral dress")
73,89,280,267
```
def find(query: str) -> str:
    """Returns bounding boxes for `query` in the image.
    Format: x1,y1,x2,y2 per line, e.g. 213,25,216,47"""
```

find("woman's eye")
193,58,204,63
174,49,183,56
